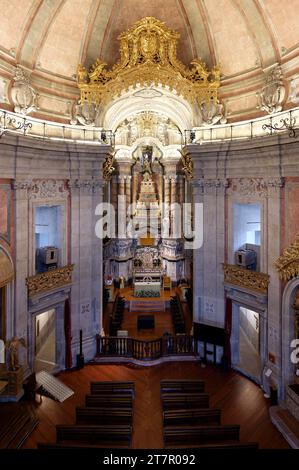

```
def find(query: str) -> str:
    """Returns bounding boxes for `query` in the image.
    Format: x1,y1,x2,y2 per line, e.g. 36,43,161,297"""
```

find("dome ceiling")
0,0,299,122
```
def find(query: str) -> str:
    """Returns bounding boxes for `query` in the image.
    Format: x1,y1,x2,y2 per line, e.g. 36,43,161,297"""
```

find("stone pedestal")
0,366,24,402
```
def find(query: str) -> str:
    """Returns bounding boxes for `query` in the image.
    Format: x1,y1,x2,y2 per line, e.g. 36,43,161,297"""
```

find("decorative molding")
223,263,270,294
70,178,103,193
275,233,299,281
13,179,69,199
26,264,74,297
227,177,284,197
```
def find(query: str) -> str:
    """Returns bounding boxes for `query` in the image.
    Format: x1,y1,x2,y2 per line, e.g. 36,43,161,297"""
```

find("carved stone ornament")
13,179,69,199
70,178,103,193
70,101,100,126
256,66,285,115
199,100,227,126
228,177,284,197
26,264,74,297
10,65,38,115
275,233,299,281
223,263,270,294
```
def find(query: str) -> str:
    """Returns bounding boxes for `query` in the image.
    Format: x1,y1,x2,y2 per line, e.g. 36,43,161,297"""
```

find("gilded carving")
180,152,193,180
76,17,221,109
223,263,270,294
275,233,299,281
103,153,116,181
26,264,74,297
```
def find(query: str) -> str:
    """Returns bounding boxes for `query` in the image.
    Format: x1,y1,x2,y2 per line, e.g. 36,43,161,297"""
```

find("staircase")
36,370,74,402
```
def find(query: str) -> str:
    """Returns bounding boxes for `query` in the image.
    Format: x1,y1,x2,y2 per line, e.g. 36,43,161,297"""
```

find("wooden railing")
96,335,197,361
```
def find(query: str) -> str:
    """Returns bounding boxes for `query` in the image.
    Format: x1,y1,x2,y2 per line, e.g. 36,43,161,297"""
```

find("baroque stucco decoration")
13,179,69,199
275,233,299,281
198,100,227,126
10,65,38,115
115,111,181,146
227,177,284,197
76,17,221,112
256,66,285,115
70,101,101,126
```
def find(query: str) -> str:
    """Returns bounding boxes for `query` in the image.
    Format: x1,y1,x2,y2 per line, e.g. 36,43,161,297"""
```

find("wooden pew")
85,395,133,408
163,408,221,426
161,379,205,393
76,407,133,425
56,424,132,447
90,381,135,396
161,393,209,410
164,424,240,446
197,442,259,449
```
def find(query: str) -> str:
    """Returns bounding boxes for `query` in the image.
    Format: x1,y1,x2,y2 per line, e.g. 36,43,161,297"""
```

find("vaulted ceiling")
1,0,299,122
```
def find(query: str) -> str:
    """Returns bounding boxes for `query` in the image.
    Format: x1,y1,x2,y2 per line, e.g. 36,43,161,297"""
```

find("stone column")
13,182,30,368
164,176,170,205
125,176,131,209
119,176,125,196
179,176,185,204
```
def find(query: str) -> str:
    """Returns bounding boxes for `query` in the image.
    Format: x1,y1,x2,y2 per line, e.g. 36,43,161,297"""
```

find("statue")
142,155,153,181
6,336,26,371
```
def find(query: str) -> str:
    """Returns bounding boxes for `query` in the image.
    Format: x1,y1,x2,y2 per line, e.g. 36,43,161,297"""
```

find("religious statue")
142,155,152,181
6,336,26,371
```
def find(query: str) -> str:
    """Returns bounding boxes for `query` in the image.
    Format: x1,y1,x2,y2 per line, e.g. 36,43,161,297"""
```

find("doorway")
232,304,262,383
34,309,56,372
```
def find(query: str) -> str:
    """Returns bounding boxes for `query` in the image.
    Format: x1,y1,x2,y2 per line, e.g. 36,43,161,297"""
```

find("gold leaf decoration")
77,17,220,107
223,263,269,294
26,264,74,297
275,233,299,281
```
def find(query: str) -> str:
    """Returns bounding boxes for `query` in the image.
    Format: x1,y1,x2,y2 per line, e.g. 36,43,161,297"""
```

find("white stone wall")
184,132,299,399
0,134,111,371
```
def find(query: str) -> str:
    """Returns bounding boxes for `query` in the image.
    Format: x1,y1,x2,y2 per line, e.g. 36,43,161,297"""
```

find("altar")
134,280,161,297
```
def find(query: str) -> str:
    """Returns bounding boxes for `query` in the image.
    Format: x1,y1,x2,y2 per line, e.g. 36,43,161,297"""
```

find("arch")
0,245,14,288
281,276,299,399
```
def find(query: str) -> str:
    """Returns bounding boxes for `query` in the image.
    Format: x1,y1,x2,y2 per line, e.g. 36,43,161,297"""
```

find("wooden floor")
103,287,193,340
21,362,289,449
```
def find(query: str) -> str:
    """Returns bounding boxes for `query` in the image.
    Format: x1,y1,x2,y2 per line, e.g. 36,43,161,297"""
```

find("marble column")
125,176,131,210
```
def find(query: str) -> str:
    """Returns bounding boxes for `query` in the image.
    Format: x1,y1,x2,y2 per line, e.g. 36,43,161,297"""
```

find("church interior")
1,0,299,453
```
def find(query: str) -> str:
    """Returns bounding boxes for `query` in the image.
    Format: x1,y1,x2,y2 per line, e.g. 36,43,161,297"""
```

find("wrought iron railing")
184,107,299,145
2,106,298,148
0,109,114,145
96,334,197,361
